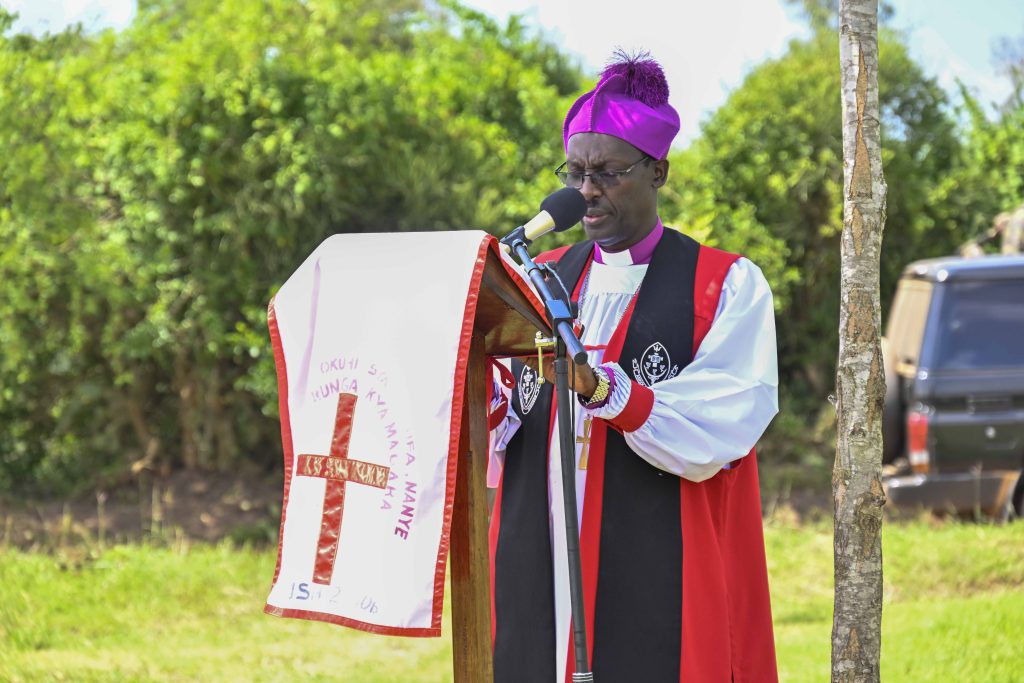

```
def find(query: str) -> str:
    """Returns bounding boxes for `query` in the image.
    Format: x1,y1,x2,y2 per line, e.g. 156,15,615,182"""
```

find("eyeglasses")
554,155,651,189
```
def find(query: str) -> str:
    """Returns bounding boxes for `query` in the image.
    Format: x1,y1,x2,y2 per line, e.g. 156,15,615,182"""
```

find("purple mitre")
563,52,680,160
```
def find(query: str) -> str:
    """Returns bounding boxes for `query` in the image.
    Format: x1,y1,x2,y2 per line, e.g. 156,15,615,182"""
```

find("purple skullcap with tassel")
563,50,680,160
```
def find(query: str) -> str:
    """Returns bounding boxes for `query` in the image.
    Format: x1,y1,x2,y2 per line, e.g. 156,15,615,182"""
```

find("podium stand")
264,232,550,682
450,248,550,683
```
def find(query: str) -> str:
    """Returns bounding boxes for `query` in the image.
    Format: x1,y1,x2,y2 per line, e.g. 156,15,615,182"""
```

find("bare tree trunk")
206,365,239,469
834,2,887,682
174,350,200,469
125,386,161,476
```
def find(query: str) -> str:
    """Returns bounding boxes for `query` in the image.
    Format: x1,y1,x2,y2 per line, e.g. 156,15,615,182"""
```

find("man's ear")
652,158,670,188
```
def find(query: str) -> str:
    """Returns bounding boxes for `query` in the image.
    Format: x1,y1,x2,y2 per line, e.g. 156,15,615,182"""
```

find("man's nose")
579,175,602,202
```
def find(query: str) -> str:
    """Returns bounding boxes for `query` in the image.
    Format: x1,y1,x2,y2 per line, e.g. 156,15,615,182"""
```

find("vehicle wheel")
1012,473,1024,522
999,472,1024,523
881,337,903,464
997,498,1017,523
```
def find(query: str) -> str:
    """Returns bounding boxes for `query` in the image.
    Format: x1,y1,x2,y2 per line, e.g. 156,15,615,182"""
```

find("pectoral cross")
576,415,593,471
297,392,390,585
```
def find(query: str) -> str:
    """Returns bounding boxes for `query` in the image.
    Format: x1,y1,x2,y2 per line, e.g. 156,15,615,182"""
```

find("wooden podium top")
473,248,550,356
450,241,553,683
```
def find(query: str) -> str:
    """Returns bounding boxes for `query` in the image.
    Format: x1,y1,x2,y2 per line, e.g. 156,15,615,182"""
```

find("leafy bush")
0,1,581,494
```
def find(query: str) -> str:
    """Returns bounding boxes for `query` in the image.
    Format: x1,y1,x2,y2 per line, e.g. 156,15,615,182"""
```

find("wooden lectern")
449,248,550,682
264,232,549,679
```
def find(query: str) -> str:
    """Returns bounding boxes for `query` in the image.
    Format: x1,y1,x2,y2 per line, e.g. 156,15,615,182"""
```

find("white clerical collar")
593,218,663,266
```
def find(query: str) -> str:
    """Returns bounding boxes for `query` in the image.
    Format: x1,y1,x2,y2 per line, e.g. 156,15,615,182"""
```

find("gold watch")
583,366,611,406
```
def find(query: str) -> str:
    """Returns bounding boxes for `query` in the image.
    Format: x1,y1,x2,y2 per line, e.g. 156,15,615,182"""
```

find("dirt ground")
0,466,835,552
0,467,284,551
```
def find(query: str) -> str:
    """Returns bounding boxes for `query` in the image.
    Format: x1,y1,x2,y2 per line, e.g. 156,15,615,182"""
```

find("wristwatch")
581,365,612,407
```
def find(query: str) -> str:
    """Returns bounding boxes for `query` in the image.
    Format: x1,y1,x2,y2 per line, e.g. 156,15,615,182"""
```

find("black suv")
882,255,1024,519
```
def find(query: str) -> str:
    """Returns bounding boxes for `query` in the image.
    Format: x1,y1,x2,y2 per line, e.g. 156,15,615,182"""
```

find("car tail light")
907,410,930,474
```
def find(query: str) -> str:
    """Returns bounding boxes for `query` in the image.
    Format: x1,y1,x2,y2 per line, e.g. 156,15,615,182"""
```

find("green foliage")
993,31,1024,112
926,23,1024,259
0,0,581,493
660,28,963,425
2,0,1020,493
944,88,1024,229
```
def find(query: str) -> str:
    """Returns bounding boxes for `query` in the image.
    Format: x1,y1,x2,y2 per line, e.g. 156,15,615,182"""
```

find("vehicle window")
932,279,1024,370
885,279,932,370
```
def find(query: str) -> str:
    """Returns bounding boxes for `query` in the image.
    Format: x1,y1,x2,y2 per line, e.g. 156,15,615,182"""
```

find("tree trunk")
174,350,200,469
834,2,887,682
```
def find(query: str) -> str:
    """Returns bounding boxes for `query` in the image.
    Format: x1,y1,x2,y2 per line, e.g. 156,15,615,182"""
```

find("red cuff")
606,381,654,433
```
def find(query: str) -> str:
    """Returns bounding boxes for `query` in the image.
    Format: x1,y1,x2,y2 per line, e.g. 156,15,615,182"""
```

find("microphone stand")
503,229,594,683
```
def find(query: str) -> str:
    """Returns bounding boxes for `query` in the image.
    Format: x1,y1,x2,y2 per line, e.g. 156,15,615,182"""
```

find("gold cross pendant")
576,415,593,471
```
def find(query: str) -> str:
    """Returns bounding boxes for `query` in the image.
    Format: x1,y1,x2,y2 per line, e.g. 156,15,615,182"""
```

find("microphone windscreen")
540,188,587,232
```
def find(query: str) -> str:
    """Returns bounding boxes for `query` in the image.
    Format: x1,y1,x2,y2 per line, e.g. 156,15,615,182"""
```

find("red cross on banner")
297,392,390,585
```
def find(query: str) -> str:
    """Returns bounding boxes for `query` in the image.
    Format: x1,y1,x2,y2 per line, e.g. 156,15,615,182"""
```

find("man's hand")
523,356,599,399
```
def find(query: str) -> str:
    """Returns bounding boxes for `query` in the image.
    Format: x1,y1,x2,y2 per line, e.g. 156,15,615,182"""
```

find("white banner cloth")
265,230,508,636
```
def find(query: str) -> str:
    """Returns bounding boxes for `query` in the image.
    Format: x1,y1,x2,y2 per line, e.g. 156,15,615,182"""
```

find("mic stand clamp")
504,236,594,682
498,225,529,250
534,332,555,385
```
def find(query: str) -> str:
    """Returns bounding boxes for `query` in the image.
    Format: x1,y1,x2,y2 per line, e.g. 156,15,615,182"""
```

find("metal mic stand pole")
506,234,594,683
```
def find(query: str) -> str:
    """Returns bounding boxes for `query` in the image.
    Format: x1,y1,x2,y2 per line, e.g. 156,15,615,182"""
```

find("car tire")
999,472,1024,523
881,337,904,464
1012,472,1024,522
997,497,1017,523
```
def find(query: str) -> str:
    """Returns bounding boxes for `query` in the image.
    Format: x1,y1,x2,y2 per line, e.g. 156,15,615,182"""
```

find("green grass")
768,519,1024,682
1,520,1022,682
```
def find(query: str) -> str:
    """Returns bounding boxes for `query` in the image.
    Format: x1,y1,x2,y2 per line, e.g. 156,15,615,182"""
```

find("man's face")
564,133,668,251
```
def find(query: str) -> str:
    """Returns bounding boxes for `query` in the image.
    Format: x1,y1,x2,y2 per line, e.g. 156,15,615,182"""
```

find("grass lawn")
768,519,1024,682
1,519,1022,682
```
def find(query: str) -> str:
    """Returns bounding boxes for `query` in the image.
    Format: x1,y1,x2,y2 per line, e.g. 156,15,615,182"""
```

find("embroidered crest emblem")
631,342,680,387
518,363,540,414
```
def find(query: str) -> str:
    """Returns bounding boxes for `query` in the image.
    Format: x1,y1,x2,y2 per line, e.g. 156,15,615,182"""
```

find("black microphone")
500,188,587,249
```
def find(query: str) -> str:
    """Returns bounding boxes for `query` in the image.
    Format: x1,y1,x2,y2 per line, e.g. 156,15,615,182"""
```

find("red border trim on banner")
264,234,534,638
428,236,493,633
265,297,432,636
267,299,292,587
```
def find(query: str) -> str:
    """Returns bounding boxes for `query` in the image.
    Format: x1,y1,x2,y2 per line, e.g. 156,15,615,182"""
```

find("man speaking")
488,51,780,682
